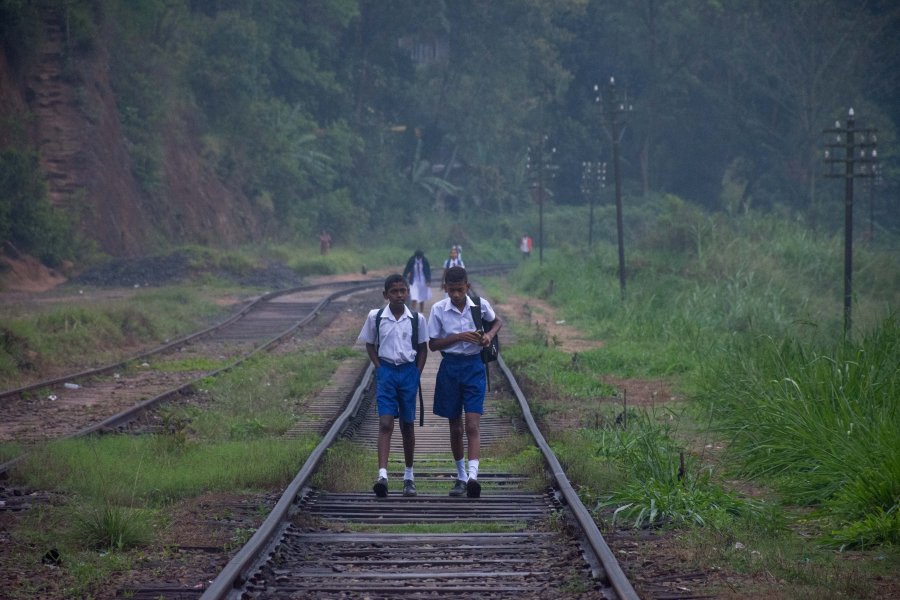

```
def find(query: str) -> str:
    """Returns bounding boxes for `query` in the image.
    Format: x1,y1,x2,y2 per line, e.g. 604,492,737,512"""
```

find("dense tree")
4,0,898,257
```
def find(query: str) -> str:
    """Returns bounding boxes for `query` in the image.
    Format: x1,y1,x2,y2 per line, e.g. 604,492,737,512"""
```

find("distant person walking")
443,247,465,270
403,249,432,312
319,230,332,255
519,234,532,259
359,274,428,498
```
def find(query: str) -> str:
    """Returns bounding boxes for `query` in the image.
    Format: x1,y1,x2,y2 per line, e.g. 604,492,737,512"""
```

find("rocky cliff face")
1,4,263,258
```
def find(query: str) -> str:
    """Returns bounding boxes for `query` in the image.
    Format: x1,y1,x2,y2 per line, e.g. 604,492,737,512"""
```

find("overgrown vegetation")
501,200,898,594
696,318,900,549
0,149,81,266
4,1,898,261
0,286,226,386
4,340,332,597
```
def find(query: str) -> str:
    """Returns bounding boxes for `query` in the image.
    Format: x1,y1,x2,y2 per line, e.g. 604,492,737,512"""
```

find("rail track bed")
0,275,686,599
193,343,629,600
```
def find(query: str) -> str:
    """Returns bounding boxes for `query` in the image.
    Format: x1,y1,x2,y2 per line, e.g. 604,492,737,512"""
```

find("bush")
0,149,78,266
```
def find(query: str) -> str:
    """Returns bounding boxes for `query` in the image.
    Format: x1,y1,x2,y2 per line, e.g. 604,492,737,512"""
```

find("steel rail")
0,280,381,475
497,355,640,600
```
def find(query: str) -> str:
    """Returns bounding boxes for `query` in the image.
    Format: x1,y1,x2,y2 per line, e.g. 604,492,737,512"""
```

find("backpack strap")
375,306,419,353
468,291,484,332
375,306,386,349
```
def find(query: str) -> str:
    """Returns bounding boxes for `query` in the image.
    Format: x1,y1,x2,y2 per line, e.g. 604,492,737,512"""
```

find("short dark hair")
414,249,424,258
384,273,407,291
443,266,468,285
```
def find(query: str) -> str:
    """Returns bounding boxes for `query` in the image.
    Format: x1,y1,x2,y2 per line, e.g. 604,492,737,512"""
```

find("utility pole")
581,160,606,250
823,108,877,338
595,77,632,299
527,135,557,265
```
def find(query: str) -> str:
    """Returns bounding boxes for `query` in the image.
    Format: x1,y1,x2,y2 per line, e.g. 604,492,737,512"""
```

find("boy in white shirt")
427,267,502,498
358,274,429,497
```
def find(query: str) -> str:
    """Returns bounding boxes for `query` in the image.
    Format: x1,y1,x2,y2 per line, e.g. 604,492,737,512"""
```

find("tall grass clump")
696,316,900,547
558,409,770,530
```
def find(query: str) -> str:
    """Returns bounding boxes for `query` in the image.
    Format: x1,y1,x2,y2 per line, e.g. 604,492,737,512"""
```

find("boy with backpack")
427,266,502,498
358,274,429,497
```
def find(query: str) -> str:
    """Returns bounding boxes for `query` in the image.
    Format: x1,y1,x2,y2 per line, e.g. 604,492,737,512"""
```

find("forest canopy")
1,0,898,252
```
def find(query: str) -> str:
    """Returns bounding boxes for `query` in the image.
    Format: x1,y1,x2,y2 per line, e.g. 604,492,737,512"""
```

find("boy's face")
444,280,470,309
384,281,409,307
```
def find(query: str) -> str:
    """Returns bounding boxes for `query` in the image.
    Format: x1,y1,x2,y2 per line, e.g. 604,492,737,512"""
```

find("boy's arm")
428,331,482,352
481,316,502,347
416,342,428,372
365,342,380,368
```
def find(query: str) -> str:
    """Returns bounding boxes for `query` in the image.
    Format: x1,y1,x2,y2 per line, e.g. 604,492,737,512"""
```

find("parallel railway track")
0,279,377,474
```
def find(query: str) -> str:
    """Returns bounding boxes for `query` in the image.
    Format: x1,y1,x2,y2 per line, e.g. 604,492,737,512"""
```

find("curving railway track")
0,272,655,599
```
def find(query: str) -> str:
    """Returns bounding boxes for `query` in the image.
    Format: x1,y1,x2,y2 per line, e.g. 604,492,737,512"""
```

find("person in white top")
443,247,465,270
427,266,502,498
358,274,429,498
402,249,432,312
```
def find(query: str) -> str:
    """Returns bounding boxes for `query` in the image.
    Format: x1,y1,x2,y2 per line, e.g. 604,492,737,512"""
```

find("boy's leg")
448,416,465,461
465,412,482,497
464,412,481,462
399,420,417,496
373,414,394,497
399,420,415,468
377,414,395,471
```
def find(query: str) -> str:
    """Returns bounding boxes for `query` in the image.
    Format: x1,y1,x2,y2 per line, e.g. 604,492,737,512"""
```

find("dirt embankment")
0,5,263,259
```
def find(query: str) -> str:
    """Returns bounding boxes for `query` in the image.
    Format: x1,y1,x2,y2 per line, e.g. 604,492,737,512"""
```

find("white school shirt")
359,306,428,365
427,295,496,356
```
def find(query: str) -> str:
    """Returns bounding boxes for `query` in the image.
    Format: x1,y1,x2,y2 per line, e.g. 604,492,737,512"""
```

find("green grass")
0,286,227,385
503,200,897,560
16,434,318,507
186,348,359,439
696,316,900,547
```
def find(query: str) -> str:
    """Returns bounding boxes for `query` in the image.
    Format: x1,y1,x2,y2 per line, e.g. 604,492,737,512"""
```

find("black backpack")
468,292,499,364
375,307,424,425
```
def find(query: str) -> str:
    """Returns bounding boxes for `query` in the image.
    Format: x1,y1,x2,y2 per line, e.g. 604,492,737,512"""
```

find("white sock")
404,467,414,480
455,459,468,481
468,459,479,480
378,468,388,480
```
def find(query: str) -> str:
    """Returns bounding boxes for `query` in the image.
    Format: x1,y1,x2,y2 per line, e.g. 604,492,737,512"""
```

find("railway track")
195,348,639,599
1,270,651,599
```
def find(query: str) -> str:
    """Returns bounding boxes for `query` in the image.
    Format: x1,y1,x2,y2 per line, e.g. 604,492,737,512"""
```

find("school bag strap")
375,307,420,353
467,291,500,372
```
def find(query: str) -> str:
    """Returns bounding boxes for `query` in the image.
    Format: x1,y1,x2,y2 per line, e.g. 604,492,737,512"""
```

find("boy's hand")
458,330,483,344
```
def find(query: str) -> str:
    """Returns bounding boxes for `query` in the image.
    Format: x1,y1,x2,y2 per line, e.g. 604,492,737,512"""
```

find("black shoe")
466,478,481,498
448,479,467,497
373,477,388,498
403,479,417,497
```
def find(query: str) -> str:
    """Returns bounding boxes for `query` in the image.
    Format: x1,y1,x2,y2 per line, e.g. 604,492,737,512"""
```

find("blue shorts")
376,361,419,423
433,353,485,419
